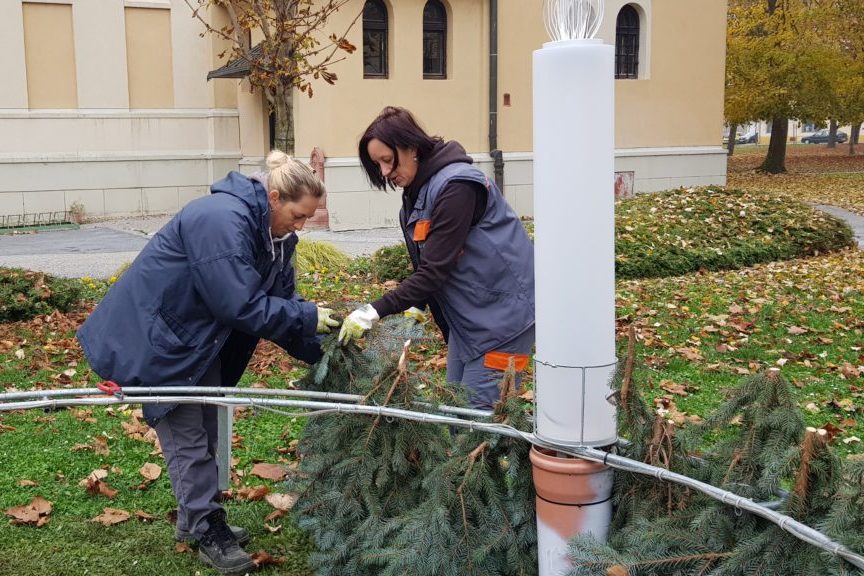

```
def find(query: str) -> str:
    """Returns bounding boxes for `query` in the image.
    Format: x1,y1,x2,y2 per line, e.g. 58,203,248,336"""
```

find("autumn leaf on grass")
91,508,130,526
660,379,690,396
5,496,52,527
251,550,283,568
250,463,286,481
136,463,162,490
787,326,809,336
17,479,37,487
175,542,193,554
79,469,118,499
135,510,155,522
236,485,270,501
264,493,298,522
72,435,110,456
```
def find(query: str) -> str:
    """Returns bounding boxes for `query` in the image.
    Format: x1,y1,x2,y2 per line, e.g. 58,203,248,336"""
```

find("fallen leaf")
237,485,270,501
265,493,298,511
5,496,53,527
175,542,193,554
251,463,286,481
251,550,282,567
787,326,808,335
17,480,37,487
139,463,162,481
135,510,155,522
843,436,861,444
92,508,130,526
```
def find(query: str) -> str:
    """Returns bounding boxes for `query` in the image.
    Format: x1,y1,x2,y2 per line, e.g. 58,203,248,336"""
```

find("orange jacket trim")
413,219,432,241
483,351,530,372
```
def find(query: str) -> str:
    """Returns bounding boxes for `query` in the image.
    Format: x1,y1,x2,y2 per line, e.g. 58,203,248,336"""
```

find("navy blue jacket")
77,171,320,425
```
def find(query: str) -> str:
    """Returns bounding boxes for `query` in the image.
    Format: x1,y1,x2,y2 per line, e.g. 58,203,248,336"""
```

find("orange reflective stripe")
483,351,529,372
413,220,432,241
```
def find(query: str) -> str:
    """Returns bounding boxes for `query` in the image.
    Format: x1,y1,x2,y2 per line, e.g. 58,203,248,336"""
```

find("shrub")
615,187,855,279
0,268,83,322
370,244,413,283
295,241,351,275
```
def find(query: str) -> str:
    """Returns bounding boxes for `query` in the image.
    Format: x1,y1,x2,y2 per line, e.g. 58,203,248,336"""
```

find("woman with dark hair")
340,106,535,410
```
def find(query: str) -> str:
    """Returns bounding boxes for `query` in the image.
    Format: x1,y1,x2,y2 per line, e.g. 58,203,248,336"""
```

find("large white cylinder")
533,38,617,447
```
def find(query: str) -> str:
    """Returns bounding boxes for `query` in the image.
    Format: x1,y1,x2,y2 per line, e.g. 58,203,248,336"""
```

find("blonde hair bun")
265,149,292,170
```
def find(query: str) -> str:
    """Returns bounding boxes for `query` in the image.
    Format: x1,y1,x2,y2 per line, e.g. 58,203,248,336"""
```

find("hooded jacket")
77,171,320,425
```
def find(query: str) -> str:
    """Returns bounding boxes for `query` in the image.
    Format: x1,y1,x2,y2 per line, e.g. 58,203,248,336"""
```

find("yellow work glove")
338,304,380,345
403,307,427,323
316,307,341,334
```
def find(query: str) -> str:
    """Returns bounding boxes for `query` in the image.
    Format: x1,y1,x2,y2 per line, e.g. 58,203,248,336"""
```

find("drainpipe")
489,0,504,191
532,1,616,574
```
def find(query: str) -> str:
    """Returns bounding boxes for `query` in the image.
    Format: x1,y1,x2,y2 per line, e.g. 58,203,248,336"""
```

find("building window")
423,0,447,79
615,5,639,80
363,0,388,78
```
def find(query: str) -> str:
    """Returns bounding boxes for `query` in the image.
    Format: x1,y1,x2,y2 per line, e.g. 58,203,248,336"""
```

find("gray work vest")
401,162,535,362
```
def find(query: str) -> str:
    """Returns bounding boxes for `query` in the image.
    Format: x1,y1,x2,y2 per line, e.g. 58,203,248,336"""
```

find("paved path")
0,215,403,279
1,205,861,279
814,204,864,248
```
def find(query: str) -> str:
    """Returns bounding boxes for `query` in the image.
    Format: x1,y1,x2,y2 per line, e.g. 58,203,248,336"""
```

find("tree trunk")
827,119,838,149
727,123,738,157
271,88,295,155
852,122,861,146
759,117,788,174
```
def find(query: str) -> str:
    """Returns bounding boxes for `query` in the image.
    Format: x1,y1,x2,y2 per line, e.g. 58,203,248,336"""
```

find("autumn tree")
725,0,835,171
828,0,864,153
186,0,359,154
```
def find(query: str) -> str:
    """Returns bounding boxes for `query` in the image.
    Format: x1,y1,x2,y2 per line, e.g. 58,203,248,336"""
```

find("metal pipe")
489,0,504,191
0,386,491,419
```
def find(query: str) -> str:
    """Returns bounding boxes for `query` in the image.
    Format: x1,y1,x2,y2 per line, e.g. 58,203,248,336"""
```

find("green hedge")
354,188,856,284
0,268,83,322
615,187,855,279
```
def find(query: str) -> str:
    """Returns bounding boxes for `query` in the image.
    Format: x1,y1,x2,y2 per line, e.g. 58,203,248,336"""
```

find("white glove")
316,307,341,334
338,304,380,344
403,307,427,323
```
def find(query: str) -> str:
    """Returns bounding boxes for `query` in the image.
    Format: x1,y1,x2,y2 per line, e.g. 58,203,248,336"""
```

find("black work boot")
176,524,250,547
197,509,256,575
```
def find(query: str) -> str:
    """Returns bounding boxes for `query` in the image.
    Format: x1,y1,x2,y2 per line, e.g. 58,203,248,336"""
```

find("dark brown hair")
358,106,442,189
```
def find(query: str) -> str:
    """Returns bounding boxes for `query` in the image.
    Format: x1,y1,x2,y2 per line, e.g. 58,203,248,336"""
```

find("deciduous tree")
186,0,359,154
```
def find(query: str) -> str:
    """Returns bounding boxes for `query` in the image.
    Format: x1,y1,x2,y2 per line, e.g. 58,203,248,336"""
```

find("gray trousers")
446,325,536,410
154,359,222,537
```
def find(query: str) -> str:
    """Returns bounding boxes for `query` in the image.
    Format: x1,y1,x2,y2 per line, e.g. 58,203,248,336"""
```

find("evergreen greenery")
0,267,83,322
567,333,864,576
370,244,413,284
289,316,537,575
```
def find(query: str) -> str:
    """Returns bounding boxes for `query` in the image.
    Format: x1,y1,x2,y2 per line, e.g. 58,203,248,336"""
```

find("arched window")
363,0,388,78
423,0,447,79
615,5,640,79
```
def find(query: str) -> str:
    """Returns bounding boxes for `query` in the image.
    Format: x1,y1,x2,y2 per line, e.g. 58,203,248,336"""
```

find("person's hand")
338,304,380,344
403,307,427,323
316,307,340,334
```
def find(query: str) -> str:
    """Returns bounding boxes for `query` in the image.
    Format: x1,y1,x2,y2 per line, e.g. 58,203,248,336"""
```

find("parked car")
736,131,758,144
802,129,848,144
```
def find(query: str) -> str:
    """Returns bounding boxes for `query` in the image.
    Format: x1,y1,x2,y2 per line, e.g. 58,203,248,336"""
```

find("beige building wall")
293,0,488,159
0,0,242,219
23,2,78,109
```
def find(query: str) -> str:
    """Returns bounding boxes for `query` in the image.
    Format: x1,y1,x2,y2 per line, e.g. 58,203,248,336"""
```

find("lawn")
1,145,863,575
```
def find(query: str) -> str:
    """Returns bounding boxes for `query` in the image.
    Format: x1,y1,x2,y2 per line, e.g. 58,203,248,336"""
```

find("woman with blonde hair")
77,150,338,575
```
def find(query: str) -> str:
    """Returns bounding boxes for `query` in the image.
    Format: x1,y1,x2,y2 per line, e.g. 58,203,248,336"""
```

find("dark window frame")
615,5,640,80
423,0,447,79
363,0,388,79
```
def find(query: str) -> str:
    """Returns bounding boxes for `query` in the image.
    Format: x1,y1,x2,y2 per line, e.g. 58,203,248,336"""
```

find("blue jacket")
77,171,321,425
402,163,535,362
